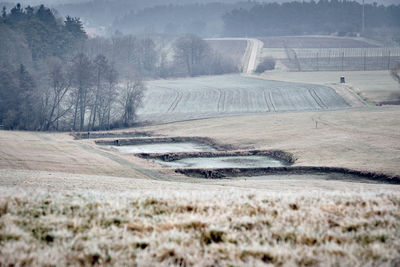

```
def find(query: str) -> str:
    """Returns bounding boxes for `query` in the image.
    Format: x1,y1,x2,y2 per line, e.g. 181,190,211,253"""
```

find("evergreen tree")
0,4,89,130
36,5,57,27
2,6,6,19
65,16,86,39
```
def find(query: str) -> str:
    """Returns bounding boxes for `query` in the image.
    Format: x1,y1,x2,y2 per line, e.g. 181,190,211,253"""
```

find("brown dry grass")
0,130,159,179
1,187,399,266
1,106,399,178
1,104,400,265
142,106,400,177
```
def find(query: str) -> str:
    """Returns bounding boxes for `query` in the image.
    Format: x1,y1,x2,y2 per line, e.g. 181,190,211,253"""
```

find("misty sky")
5,0,400,6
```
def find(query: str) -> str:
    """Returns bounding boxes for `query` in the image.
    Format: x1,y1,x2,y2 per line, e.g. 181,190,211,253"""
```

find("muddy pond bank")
96,137,235,151
92,136,399,184
72,131,152,140
155,155,286,168
138,150,295,164
176,167,400,184
105,142,217,154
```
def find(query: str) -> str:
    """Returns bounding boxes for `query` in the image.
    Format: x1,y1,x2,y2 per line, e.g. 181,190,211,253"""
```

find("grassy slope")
1,32,400,264
258,35,399,103
259,70,399,104
2,107,399,178
142,106,400,177
140,74,349,124
1,185,399,266
1,105,400,265
0,131,164,179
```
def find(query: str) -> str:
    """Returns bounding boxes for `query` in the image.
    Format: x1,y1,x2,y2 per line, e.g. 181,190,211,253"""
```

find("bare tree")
88,54,108,130
140,37,157,73
120,79,145,127
103,63,119,129
391,62,400,84
69,53,93,131
40,57,72,130
174,35,209,76
172,35,236,77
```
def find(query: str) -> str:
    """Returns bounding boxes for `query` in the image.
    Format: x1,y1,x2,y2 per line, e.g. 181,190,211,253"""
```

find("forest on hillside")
53,0,400,42
0,4,237,131
223,1,400,37
111,2,254,37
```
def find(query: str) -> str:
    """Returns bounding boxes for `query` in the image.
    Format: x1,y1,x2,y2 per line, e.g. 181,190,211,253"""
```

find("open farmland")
138,74,349,123
283,47,400,71
259,70,399,104
2,0,400,263
260,36,380,48
260,36,400,71
1,35,400,266
1,104,400,265
142,106,400,177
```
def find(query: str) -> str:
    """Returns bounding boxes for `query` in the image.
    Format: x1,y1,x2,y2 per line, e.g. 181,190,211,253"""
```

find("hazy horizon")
2,0,399,6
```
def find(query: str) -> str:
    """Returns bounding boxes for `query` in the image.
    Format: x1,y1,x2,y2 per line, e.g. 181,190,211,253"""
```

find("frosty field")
259,70,399,104
1,36,400,266
260,36,380,48
1,185,399,266
1,103,400,265
260,36,399,71
138,74,349,123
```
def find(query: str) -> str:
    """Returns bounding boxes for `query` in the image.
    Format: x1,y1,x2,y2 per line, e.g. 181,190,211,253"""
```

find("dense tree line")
0,4,144,131
173,35,237,76
85,34,238,78
0,52,145,131
111,2,254,37
0,3,86,66
55,0,256,31
0,4,238,131
223,1,400,37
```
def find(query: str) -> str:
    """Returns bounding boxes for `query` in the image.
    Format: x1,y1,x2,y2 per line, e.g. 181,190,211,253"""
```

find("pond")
154,155,286,168
106,142,217,154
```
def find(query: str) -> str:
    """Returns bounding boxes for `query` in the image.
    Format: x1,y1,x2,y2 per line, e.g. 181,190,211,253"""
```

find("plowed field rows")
138,75,349,123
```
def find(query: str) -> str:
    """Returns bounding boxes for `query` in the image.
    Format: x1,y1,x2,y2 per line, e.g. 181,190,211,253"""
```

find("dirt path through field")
245,38,264,74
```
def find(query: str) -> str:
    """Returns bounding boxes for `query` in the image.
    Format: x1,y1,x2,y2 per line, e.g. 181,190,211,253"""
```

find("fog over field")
1,0,400,265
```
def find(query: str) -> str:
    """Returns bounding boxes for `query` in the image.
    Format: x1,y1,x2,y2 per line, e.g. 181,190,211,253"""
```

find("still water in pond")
107,142,216,153
155,155,285,168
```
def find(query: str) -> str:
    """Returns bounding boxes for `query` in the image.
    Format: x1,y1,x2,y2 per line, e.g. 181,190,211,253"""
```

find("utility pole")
362,0,365,34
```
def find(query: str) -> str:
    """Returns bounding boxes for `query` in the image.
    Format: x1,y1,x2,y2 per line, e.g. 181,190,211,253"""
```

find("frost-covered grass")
140,74,349,123
260,36,379,49
259,70,399,104
1,188,399,266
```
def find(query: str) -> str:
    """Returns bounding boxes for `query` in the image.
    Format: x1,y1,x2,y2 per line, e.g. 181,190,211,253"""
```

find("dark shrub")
255,57,276,73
